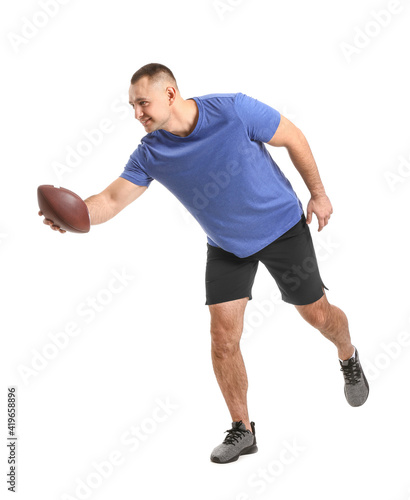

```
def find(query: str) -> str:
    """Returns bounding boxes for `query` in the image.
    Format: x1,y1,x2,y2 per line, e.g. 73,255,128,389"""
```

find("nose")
134,107,143,120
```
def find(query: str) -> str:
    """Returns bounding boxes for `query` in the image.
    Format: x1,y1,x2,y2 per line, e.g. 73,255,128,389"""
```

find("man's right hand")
38,211,66,233
38,179,148,233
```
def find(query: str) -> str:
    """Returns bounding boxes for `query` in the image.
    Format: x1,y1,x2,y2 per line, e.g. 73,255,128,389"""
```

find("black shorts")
205,213,329,306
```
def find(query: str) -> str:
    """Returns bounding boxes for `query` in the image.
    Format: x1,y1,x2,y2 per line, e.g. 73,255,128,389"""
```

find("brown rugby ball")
37,185,90,233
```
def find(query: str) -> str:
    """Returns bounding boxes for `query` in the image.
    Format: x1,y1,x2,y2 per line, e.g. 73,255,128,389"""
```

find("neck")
164,97,198,137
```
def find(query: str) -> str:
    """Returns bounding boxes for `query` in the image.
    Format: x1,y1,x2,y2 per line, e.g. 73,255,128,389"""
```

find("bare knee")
306,311,329,330
211,327,241,359
208,298,247,358
296,297,331,330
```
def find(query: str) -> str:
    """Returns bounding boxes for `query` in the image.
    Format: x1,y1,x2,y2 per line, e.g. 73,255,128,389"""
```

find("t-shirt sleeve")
119,143,154,187
234,92,281,143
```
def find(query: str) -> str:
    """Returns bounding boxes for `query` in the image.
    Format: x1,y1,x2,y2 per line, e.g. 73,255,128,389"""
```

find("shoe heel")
242,444,258,455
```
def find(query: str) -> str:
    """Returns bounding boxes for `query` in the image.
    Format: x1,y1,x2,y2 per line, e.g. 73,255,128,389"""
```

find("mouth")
141,118,151,126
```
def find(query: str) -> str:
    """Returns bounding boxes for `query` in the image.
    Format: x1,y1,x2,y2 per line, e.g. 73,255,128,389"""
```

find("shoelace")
223,421,248,446
340,359,362,385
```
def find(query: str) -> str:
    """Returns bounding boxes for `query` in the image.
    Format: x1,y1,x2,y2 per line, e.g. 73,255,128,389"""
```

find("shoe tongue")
341,356,355,366
232,421,247,431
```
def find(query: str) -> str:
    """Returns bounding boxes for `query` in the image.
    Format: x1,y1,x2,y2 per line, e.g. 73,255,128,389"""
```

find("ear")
166,86,177,104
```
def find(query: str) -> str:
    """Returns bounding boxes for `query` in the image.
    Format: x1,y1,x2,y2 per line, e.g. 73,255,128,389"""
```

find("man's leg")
294,288,354,360
208,297,252,432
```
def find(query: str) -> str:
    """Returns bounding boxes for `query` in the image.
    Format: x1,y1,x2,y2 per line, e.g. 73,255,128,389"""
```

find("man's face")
128,76,172,133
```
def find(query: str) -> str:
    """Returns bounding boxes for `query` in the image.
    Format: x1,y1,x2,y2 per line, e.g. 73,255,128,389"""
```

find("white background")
1,0,410,499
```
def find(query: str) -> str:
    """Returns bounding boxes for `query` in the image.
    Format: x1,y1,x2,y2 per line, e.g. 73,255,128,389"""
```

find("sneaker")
210,421,258,464
339,346,369,407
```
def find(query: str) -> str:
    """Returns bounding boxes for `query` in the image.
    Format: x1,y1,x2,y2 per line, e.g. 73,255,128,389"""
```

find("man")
40,63,369,464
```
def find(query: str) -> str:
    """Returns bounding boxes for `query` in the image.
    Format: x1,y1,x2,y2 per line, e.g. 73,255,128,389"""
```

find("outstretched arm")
39,178,147,232
266,115,333,231
84,177,148,225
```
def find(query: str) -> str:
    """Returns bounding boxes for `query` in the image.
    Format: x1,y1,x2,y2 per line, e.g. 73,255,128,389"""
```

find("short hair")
130,63,178,90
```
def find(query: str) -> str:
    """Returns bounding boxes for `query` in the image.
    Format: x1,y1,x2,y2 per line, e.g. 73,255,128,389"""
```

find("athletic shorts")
205,212,329,306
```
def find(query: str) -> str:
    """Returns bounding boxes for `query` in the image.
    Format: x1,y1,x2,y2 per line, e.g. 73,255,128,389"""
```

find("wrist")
310,189,327,198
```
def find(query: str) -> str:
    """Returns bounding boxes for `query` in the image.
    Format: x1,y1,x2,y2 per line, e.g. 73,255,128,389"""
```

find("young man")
40,63,369,464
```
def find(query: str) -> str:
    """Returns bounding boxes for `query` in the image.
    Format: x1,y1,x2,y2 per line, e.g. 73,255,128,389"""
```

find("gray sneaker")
339,347,369,407
210,421,258,464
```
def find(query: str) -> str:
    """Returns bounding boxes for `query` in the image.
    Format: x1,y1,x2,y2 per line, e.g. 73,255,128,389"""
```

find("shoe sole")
210,443,258,464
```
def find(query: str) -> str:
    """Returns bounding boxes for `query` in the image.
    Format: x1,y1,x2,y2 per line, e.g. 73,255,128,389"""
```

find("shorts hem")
282,286,328,306
205,295,252,306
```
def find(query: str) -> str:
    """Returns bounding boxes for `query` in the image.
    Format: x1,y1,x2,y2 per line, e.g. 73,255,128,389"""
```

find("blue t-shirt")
120,92,303,258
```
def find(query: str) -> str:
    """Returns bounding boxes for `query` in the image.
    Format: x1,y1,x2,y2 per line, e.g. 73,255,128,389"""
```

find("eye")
140,101,148,105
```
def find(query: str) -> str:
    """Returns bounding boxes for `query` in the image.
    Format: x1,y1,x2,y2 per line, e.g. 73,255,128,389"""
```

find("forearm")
286,131,326,198
83,194,116,225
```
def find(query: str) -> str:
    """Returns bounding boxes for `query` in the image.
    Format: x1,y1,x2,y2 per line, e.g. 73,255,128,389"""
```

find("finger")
318,217,325,232
38,210,43,216
43,219,53,225
51,225,60,231
58,228,66,233
321,217,329,230
306,209,312,224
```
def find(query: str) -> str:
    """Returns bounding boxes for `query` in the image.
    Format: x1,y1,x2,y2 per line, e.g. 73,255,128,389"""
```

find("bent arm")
266,115,326,198
84,177,148,225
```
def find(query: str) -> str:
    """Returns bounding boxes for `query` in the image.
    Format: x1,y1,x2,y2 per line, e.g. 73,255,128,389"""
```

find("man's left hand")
306,194,333,232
